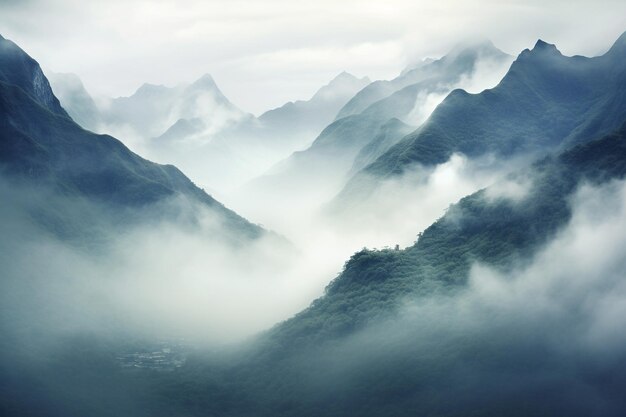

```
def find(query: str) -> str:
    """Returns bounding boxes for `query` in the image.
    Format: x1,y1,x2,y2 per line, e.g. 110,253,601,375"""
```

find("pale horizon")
1,0,625,114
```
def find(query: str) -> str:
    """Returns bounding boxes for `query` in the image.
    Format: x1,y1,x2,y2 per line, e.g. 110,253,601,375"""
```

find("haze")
0,0,624,114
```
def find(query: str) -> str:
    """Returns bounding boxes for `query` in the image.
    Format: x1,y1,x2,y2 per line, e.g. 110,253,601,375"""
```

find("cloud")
326,152,533,250
463,179,626,356
405,53,514,126
0,153,523,348
0,180,325,346
1,0,624,113
271,178,626,415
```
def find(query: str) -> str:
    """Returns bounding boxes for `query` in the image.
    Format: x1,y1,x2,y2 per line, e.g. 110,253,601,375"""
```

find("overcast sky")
1,0,625,114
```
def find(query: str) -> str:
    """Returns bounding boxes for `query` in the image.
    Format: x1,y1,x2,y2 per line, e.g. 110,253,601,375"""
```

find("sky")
1,0,625,114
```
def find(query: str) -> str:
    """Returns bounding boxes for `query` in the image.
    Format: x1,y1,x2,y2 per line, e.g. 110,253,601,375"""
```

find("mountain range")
154,121,626,417
237,41,513,228
0,34,263,243
332,34,626,214
49,69,370,193
155,31,626,417
255,71,372,145
145,27,626,407
2,28,626,417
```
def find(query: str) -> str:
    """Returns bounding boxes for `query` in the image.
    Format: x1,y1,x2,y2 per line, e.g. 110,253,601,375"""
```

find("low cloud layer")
0,151,529,348
273,178,626,415
326,153,533,250
0,180,325,346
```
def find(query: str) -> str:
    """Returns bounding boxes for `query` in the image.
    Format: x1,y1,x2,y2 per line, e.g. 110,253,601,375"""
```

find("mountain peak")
197,73,216,83
327,71,370,88
190,73,218,90
515,39,563,62
0,34,69,118
186,73,233,106
445,38,508,61
415,39,510,75
332,71,357,82
531,39,561,54
311,72,370,102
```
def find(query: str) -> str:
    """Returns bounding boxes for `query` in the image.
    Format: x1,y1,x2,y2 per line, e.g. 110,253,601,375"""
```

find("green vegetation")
142,123,626,417
268,123,626,348
3,31,626,417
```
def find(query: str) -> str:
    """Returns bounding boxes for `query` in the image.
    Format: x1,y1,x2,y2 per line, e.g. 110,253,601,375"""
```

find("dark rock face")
0,35,69,118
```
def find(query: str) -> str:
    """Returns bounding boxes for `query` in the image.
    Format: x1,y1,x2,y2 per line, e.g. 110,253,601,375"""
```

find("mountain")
141,35,626,417
47,72,101,131
47,70,369,194
47,70,252,151
154,121,626,417
0,34,263,242
88,74,257,194
62,71,368,195
4,28,626,417
139,72,368,195
304,41,512,165
336,40,509,119
0,34,68,119
104,73,251,141
272,123,626,346
257,71,371,142
242,41,512,219
336,33,626,208
349,118,414,174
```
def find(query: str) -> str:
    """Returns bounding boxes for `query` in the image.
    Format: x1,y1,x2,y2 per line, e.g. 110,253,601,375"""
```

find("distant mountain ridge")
108,73,250,141
48,69,370,194
336,40,509,120
0,34,264,242
242,41,513,218
257,71,371,139
333,32,626,208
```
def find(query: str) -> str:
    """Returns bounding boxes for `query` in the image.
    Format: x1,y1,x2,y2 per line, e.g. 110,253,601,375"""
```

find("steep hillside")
0,34,69,118
338,33,626,206
336,40,509,119
154,122,626,417
274,123,626,345
244,42,512,216
0,35,263,242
